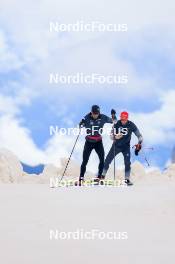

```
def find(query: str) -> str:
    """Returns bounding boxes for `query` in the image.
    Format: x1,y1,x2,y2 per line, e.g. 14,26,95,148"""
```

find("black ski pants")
80,140,104,178
103,143,131,179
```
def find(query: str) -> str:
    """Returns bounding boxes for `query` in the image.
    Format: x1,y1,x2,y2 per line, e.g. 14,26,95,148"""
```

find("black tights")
80,140,104,178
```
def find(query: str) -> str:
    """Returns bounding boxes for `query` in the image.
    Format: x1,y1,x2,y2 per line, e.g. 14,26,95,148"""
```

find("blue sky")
0,0,175,173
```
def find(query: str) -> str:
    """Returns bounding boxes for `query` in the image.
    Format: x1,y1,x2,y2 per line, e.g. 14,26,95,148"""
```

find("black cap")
91,105,100,114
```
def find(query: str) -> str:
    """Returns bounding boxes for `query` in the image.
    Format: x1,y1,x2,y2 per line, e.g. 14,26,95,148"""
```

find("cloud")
131,90,175,145
0,95,19,116
0,114,45,165
0,0,175,171
0,30,24,73
0,0,174,109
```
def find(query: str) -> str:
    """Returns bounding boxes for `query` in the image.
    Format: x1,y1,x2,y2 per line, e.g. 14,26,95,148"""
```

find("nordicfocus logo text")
49,126,122,137
49,73,128,85
50,229,128,240
50,21,128,33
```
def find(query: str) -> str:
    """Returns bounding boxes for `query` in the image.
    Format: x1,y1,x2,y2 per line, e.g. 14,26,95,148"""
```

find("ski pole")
140,151,150,167
144,156,150,167
113,140,116,180
132,145,154,151
58,127,81,184
144,147,154,150
132,145,151,167
112,124,116,181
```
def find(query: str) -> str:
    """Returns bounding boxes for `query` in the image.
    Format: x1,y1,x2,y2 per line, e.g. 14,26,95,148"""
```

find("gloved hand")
79,119,85,128
115,133,123,140
111,109,116,115
111,109,117,120
135,143,142,156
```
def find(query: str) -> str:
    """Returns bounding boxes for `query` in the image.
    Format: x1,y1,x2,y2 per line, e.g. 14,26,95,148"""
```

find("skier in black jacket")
78,105,116,185
102,111,143,185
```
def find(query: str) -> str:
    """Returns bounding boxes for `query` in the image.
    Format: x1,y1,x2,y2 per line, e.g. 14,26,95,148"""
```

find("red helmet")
120,111,129,120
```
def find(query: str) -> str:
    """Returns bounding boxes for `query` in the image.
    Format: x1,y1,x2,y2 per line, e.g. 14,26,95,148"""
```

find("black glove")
79,119,85,128
111,109,116,116
111,109,117,121
135,144,142,156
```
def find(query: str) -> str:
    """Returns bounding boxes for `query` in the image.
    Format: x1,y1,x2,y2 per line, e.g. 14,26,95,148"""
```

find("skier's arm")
132,124,143,144
134,129,143,144
133,126,143,155
103,115,113,124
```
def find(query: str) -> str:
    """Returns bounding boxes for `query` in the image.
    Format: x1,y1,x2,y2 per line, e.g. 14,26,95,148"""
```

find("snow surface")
0,182,175,264
0,148,175,263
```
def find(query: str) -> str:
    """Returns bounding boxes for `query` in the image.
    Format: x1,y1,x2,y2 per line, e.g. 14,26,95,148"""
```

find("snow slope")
0,148,175,184
0,149,175,263
0,183,175,264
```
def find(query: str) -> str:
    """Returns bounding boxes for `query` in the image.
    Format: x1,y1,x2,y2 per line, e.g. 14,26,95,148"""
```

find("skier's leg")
122,147,131,180
80,141,93,179
102,143,121,177
94,141,105,177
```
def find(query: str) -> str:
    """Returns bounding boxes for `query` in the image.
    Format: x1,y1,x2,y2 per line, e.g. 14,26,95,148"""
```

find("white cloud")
0,95,19,116
0,0,175,171
131,90,175,145
0,115,46,165
0,30,24,73
0,0,174,111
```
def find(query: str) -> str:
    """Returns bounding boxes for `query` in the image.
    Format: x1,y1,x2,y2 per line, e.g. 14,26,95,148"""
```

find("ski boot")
75,177,84,186
94,175,105,185
125,179,133,186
